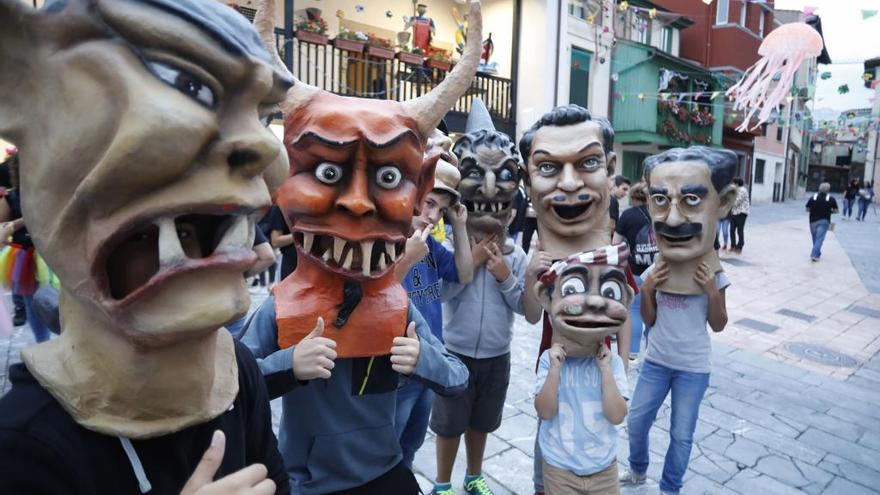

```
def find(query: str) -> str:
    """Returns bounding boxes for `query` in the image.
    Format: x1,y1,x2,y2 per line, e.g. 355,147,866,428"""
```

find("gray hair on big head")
643,146,737,193
819,182,831,193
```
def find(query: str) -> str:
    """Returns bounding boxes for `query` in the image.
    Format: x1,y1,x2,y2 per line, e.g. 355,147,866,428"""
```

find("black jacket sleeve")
0,429,81,495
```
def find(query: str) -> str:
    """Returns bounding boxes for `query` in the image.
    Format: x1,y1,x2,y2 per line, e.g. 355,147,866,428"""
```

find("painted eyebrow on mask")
649,186,669,195
292,132,359,148
365,130,421,150
599,268,627,284
681,184,709,197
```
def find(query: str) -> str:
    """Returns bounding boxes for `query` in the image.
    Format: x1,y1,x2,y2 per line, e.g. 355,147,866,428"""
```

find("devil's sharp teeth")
322,249,332,262
215,215,250,254
361,240,374,277
342,246,354,270
303,232,314,254
333,237,345,262
386,243,397,260
157,217,188,265
378,254,387,271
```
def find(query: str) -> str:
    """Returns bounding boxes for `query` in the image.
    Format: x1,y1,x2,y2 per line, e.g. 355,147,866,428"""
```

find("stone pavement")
1,197,879,495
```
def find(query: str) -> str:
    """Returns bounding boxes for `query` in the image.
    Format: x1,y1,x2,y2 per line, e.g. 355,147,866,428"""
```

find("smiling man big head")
643,146,737,294
0,0,292,438
520,105,617,259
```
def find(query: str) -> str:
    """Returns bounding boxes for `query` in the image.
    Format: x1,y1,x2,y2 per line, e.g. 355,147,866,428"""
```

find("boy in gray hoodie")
431,114,528,495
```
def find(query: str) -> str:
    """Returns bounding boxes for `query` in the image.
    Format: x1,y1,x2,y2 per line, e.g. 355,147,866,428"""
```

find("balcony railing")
273,29,514,133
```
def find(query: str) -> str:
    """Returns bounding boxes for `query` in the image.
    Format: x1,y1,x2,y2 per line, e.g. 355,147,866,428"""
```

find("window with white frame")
739,1,748,27
759,11,765,37
716,0,729,24
660,26,673,53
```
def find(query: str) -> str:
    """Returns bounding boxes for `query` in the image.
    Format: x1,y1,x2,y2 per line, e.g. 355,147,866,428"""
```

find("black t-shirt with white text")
614,204,658,276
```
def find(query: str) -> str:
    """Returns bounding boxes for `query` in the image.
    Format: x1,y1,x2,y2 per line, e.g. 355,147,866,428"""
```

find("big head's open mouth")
293,229,405,280
99,209,257,306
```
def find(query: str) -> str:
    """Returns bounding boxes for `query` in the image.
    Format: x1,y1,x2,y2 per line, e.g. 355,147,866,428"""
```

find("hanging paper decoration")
871,80,880,90
336,9,345,18
638,92,646,101
711,91,721,100
820,71,831,80
619,1,629,12
863,72,874,82
838,84,849,94
803,6,817,16
649,8,657,19
355,4,365,13
862,10,878,20
725,23,823,131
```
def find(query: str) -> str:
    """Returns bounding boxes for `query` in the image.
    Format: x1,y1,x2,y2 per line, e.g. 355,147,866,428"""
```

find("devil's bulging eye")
376,166,402,189
600,280,623,301
315,162,343,185
561,277,586,296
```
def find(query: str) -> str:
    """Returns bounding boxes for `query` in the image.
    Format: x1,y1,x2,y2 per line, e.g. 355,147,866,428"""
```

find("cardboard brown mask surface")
1,0,292,438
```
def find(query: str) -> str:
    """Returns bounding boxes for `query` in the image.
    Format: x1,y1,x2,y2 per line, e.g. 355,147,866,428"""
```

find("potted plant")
425,50,452,71
365,34,394,60
396,46,425,65
294,8,329,45
332,28,367,53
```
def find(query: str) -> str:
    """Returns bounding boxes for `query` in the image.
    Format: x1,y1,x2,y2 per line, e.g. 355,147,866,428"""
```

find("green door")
570,47,592,109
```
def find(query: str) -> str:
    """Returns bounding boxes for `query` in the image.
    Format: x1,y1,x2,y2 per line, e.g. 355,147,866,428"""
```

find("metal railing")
274,29,514,129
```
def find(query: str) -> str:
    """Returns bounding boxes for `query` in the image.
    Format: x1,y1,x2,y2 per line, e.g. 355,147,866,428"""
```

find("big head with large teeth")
452,99,523,242
254,0,483,357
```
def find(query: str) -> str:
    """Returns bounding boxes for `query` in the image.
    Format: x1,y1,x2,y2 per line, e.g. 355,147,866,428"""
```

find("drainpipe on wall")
284,0,294,71
553,0,563,106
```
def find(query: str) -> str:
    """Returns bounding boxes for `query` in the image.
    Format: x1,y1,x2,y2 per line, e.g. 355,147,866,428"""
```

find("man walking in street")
806,182,838,262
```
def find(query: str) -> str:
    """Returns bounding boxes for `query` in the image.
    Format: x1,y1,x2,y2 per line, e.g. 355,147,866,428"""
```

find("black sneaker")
13,306,26,327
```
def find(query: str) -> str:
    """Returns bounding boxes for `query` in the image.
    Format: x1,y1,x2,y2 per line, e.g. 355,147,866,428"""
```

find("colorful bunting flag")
862,10,878,20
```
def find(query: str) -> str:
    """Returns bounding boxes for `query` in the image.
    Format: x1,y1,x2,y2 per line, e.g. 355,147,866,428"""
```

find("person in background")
612,181,657,363
0,150,25,326
857,180,875,222
0,151,51,342
225,227,277,339
508,185,529,244
521,201,538,254
609,175,632,230
842,179,859,220
254,209,279,289
728,177,749,254
267,204,297,280
717,213,731,250
806,182,838,261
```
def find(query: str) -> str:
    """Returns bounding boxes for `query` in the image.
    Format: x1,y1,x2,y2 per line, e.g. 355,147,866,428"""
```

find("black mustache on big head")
654,221,702,238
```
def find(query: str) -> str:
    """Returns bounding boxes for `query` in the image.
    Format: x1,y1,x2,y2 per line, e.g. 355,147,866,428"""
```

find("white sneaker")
619,467,647,485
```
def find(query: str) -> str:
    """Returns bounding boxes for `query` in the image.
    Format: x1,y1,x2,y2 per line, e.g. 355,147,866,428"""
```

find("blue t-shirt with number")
402,236,458,342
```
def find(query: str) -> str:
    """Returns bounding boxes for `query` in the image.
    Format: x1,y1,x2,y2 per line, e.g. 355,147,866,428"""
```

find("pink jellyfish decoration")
725,23,823,132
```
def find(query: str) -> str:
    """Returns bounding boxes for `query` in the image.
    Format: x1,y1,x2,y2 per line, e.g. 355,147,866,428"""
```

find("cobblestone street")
2,196,879,494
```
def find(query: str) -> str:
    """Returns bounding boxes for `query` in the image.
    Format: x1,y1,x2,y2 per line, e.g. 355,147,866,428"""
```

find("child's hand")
485,243,511,282
693,262,717,294
292,318,337,380
596,342,612,373
526,246,552,282
642,260,668,293
548,343,566,369
470,234,496,267
448,203,468,227
390,322,420,375
404,225,432,264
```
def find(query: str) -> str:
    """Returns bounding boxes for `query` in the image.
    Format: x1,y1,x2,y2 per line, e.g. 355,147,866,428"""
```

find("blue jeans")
809,219,830,259
857,199,870,221
22,294,50,343
843,197,856,217
630,274,645,354
627,360,709,495
394,379,434,468
717,218,730,245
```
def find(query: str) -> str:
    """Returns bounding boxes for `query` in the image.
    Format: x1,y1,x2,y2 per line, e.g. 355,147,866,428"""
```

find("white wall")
515,0,557,138
751,151,784,204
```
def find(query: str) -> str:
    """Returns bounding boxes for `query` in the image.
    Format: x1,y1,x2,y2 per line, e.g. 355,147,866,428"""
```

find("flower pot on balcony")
332,38,366,53
295,30,328,45
366,45,395,60
396,51,425,65
426,59,452,71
